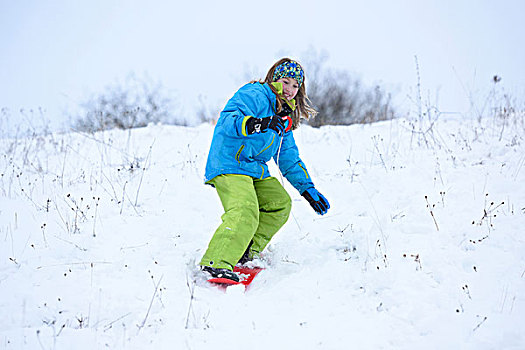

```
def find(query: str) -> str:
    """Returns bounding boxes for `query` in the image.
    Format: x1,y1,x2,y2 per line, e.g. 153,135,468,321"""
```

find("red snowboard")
208,266,263,287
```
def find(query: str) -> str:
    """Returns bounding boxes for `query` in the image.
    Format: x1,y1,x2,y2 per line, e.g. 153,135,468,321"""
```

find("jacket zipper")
256,134,275,156
235,145,245,163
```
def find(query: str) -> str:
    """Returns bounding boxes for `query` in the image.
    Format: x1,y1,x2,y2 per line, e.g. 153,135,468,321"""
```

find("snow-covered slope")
1,115,524,349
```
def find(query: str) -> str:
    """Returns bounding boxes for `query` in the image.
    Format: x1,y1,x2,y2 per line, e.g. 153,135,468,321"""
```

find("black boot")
201,266,239,283
237,241,253,265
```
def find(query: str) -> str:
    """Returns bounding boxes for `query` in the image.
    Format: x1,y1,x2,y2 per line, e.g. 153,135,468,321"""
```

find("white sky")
1,0,524,128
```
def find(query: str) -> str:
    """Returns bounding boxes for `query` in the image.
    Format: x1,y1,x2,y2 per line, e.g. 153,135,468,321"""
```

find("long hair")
260,58,318,130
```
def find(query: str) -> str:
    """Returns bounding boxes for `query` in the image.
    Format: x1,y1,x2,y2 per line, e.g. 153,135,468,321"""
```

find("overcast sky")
1,0,524,129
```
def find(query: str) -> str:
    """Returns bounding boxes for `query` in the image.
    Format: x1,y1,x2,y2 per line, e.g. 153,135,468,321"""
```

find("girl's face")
277,77,299,100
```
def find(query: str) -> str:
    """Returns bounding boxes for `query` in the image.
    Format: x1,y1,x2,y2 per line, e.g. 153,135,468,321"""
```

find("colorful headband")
272,60,304,87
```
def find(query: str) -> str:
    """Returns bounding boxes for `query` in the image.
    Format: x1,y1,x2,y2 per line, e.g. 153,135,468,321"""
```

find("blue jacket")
204,82,315,194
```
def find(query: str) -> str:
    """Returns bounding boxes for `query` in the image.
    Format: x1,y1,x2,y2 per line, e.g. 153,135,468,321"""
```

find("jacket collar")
270,82,296,111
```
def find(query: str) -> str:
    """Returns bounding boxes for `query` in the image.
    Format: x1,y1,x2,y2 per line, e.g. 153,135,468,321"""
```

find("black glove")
245,116,285,136
276,102,293,117
301,188,330,215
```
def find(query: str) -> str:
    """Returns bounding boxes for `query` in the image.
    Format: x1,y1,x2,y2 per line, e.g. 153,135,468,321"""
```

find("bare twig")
134,140,155,206
375,239,389,269
137,275,163,333
120,181,127,215
371,135,388,172
185,274,197,329
53,236,87,251
473,315,487,332
424,195,440,231
36,261,111,270
92,197,100,237
332,224,350,235
462,284,472,300
103,313,132,332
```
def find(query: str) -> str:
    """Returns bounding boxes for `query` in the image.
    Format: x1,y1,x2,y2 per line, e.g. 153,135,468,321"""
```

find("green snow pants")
200,174,292,270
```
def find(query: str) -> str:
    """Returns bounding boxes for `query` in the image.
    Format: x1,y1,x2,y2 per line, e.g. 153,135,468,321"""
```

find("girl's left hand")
301,188,330,215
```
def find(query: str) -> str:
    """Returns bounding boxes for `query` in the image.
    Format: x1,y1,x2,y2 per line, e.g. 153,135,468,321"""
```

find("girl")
200,58,330,282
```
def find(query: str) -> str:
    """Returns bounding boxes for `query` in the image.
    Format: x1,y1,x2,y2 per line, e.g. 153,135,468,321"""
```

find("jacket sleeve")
274,131,315,193
216,84,268,137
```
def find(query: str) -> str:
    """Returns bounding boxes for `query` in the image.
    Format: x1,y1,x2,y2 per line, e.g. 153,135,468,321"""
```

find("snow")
1,114,524,349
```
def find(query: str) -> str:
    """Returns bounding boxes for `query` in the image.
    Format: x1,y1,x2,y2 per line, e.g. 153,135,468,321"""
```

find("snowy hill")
1,115,524,349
